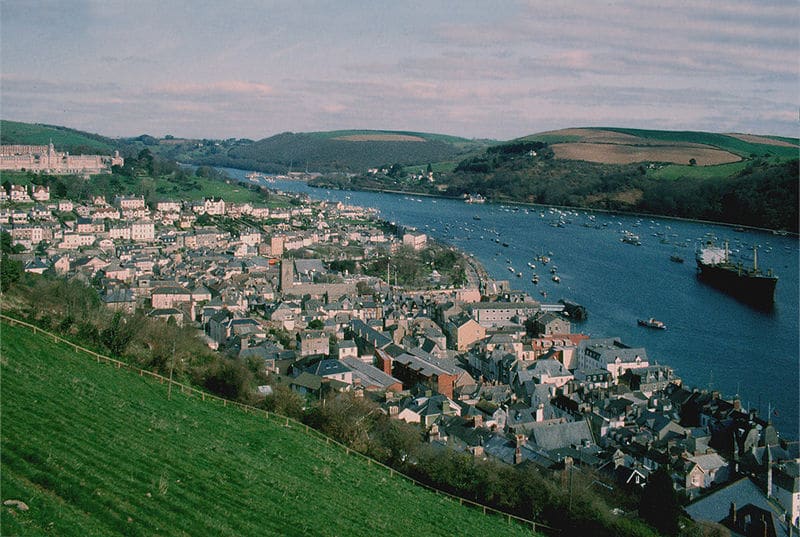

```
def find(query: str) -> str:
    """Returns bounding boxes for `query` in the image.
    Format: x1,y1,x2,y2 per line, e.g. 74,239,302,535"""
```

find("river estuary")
226,168,799,439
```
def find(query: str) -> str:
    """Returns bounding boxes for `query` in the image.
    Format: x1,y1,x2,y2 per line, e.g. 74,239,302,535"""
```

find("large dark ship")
695,242,777,307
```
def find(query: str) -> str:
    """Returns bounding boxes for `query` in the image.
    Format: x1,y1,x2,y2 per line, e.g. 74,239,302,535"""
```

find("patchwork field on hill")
550,141,741,166
526,127,797,166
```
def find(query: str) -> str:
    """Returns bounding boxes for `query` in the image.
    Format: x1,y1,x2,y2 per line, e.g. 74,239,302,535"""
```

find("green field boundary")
595,127,798,159
0,313,556,536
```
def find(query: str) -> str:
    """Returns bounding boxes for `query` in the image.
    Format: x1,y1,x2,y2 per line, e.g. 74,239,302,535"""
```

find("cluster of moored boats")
426,202,784,334
503,252,561,300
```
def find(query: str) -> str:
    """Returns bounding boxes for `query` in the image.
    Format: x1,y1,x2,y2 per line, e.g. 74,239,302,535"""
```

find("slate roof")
528,358,571,379
311,359,352,378
529,419,593,451
24,258,48,270
482,434,556,468
290,372,323,391
685,477,784,527
687,452,727,472
294,258,325,275
152,286,192,295
351,319,392,348
340,356,401,389
148,308,183,316
392,352,455,377
580,338,648,364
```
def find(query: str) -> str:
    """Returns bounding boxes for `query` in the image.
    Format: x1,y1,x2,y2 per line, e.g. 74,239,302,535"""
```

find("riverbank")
303,178,798,235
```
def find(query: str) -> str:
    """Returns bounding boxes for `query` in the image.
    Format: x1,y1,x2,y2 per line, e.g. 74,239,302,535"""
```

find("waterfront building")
0,143,123,174
577,338,650,380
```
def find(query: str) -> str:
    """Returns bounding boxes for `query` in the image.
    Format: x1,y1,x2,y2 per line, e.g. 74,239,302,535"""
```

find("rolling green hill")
599,127,799,160
522,127,798,165
0,120,118,154
214,130,492,173
0,321,534,537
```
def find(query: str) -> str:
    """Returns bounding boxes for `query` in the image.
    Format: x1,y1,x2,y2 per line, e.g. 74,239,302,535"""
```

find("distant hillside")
202,130,492,173
0,321,532,537
523,127,799,165
0,120,118,154
317,127,798,231
450,130,798,231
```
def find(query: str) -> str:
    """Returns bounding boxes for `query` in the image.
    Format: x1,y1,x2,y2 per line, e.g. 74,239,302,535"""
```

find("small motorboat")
638,318,666,330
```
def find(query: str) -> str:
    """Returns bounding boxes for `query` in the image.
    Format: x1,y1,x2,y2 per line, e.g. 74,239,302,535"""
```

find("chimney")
728,502,736,525
514,434,525,465
733,398,741,411
766,461,773,498
473,414,483,428
536,403,545,422
377,350,393,376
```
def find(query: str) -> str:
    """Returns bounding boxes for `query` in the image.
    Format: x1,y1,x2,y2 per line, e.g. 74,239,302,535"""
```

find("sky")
1,0,797,141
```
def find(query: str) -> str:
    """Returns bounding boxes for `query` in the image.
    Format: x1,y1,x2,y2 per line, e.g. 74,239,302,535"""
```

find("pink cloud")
155,80,273,96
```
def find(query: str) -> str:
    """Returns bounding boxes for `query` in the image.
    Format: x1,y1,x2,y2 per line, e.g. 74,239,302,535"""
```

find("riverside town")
1,133,797,537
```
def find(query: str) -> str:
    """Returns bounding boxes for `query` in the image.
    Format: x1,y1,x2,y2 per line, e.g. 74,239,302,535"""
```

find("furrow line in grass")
7,388,304,532
0,467,115,537
0,445,128,537
4,424,235,535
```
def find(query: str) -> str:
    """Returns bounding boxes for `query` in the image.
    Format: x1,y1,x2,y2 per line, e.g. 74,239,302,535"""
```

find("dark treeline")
637,159,799,231
325,152,798,232
1,274,260,404
452,155,799,232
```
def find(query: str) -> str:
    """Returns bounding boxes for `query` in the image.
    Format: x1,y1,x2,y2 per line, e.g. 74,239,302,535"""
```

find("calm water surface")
226,169,800,439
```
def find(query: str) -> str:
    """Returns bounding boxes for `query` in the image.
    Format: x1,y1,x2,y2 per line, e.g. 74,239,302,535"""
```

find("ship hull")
696,261,777,308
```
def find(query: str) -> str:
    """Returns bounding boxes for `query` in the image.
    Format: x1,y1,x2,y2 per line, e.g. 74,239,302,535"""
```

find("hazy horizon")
1,1,797,141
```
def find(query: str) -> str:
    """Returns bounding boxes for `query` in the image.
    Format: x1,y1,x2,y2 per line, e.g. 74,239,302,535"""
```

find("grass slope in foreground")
0,323,534,537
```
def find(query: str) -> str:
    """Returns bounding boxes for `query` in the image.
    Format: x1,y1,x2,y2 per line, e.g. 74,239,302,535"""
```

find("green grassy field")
403,161,459,174
598,127,799,160
764,135,800,145
519,134,582,144
0,322,535,537
648,160,749,180
0,120,117,153
154,175,270,204
305,129,480,145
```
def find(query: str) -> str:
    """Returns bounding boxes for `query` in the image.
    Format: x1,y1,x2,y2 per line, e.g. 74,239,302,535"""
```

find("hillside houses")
4,183,797,534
